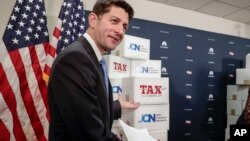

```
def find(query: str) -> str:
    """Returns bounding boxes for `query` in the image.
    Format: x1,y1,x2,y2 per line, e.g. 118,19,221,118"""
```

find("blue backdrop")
125,19,250,141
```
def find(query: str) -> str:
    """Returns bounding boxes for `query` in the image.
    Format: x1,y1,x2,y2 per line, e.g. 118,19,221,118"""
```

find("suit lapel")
77,36,111,126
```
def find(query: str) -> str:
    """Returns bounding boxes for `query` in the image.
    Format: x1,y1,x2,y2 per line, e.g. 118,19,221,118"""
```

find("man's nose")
115,24,125,34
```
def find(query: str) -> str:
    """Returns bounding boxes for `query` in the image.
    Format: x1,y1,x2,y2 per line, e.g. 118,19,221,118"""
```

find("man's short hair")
92,0,134,21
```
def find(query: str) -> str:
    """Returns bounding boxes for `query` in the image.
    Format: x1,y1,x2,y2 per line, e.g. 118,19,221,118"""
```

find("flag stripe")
26,46,49,138
36,44,48,71
1,47,38,141
43,65,51,79
9,49,47,141
30,45,50,121
0,119,11,141
43,26,61,81
0,64,27,141
53,27,61,39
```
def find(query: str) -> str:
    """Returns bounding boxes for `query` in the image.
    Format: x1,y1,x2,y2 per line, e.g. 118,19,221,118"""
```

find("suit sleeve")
113,100,121,120
48,52,120,141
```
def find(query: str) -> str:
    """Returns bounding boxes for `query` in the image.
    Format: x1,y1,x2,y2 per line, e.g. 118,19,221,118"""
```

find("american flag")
0,0,49,140
43,0,86,82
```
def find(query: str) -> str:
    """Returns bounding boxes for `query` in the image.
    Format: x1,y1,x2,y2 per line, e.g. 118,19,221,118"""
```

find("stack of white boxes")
225,54,250,141
105,35,169,141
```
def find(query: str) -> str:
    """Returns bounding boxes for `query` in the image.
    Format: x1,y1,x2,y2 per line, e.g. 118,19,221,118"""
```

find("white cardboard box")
241,86,249,101
227,85,249,100
104,54,130,78
130,60,162,78
113,34,150,60
236,68,250,85
227,85,241,100
122,77,169,104
242,100,247,110
110,78,124,101
246,53,250,69
123,104,169,131
227,115,239,127
227,100,243,116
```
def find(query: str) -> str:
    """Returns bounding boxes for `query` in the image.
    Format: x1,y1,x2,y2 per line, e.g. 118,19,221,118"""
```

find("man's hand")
118,96,140,109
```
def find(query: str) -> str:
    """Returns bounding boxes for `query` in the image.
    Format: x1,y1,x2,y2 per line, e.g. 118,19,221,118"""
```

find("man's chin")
108,46,117,50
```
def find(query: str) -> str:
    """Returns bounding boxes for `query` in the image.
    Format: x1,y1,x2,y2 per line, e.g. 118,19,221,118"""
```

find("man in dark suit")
48,0,139,140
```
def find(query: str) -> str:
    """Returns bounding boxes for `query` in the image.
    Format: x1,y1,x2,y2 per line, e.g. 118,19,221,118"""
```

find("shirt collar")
83,33,102,62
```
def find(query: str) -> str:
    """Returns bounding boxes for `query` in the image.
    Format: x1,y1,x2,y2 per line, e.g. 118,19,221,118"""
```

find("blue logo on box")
140,67,149,73
129,43,141,51
112,86,122,94
139,114,156,123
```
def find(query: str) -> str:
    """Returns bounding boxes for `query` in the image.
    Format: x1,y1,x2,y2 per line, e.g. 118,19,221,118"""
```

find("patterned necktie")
243,87,250,124
100,58,109,95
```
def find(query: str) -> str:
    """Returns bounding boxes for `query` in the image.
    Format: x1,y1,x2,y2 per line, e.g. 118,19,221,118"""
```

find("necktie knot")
100,58,107,67
100,58,109,95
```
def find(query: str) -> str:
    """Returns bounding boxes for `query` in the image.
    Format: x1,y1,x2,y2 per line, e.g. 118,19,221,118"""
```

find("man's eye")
123,25,128,31
111,19,118,24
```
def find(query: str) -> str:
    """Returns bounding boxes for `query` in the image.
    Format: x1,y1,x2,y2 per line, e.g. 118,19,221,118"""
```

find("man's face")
90,6,129,53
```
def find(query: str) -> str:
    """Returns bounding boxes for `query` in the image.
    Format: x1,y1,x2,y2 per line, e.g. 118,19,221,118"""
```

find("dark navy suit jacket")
48,36,121,141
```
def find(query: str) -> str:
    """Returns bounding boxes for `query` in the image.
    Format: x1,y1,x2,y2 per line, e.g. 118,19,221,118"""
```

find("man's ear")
88,12,97,29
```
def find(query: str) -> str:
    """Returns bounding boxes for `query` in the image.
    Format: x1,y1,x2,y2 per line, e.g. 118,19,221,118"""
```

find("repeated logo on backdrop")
161,67,168,75
160,41,169,49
